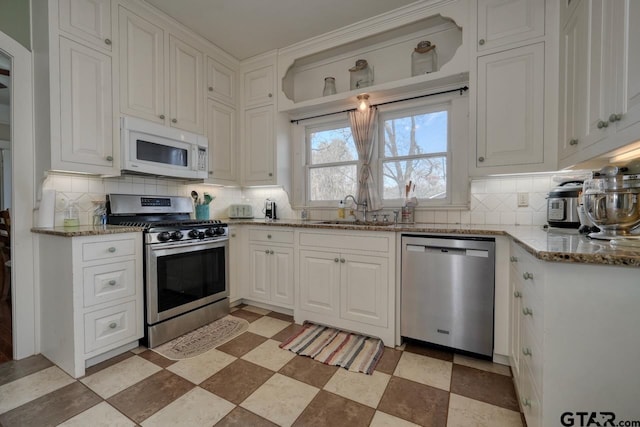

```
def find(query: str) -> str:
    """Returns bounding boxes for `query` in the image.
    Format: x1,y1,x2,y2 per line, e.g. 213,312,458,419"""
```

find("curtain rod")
290,85,469,124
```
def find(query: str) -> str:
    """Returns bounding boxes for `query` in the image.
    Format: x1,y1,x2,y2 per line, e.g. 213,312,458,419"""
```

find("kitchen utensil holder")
195,204,210,220
401,206,415,223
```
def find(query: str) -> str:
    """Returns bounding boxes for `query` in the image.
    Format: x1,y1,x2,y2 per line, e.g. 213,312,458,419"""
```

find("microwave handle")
193,146,207,172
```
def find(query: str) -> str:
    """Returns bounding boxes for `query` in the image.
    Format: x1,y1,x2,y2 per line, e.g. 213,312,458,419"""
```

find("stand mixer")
583,165,640,241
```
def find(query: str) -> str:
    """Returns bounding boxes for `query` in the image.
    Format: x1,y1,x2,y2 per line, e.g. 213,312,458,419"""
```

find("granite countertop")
31,225,144,237
228,219,640,267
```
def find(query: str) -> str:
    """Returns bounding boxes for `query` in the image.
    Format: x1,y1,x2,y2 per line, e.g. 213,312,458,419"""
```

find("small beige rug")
151,315,249,360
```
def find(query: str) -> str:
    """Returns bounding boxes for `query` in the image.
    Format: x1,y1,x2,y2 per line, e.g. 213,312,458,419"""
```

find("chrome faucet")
344,195,368,221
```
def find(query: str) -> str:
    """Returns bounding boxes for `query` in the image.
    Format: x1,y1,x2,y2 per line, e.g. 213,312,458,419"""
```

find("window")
293,93,468,209
306,121,358,201
380,105,449,202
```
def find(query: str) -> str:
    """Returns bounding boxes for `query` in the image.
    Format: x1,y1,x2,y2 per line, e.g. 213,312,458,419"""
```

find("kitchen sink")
314,220,396,227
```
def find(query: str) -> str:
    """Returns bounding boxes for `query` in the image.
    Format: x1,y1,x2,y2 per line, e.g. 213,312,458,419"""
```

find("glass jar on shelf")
411,40,438,76
349,59,373,90
323,77,336,96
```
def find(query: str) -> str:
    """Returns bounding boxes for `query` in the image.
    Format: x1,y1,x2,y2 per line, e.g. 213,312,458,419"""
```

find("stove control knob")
215,227,226,235
205,227,216,237
188,229,200,239
171,231,183,241
157,231,171,242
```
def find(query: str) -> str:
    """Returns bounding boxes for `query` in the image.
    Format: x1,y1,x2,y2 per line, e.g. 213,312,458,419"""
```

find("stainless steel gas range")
106,194,229,348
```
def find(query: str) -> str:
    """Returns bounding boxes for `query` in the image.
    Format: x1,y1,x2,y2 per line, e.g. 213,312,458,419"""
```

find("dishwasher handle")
406,244,489,258
427,246,466,255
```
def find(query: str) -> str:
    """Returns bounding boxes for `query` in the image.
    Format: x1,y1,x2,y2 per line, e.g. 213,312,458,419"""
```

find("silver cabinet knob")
523,272,533,280
108,247,116,253
268,172,273,177
510,256,518,262
265,250,269,254
109,322,117,329
104,38,112,45
522,347,532,356
269,250,273,254
159,114,165,120
108,280,116,286
569,139,579,146
334,258,339,263
268,93,273,98
479,38,485,45
172,118,177,123
522,398,531,407
597,120,609,129
478,156,485,162
208,86,213,91
231,233,236,238
609,113,622,122
522,307,533,316
513,291,522,298
106,155,113,161
340,258,345,263
267,234,272,239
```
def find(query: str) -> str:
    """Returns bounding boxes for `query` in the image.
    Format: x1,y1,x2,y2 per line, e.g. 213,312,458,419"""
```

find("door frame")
0,30,37,359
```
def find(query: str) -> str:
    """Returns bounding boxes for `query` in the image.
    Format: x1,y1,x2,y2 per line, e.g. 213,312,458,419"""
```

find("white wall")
42,170,589,226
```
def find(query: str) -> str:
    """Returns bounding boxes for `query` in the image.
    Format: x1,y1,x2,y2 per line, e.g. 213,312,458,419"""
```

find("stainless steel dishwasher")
401,235,495,357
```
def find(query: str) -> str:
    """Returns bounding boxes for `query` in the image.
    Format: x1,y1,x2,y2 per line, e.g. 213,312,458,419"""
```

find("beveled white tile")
394,352,452,391
241,373,318,427
453,354,511,377
323,369,390,408
242,306,271,316
241,339,295,371
167,349,235,384
447,393,523,427
0,366,75,413
59,402,135,427
370,411,421,427
247,316,291,338
141,387,234,427
80,356,161,399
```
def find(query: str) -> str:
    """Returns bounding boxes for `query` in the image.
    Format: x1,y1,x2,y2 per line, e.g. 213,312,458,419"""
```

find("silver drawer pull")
104,38,112,45
334,258,339,263
109,322,117,329
269,250,274,255
522,347,532,356
523,272,533,280
108,280,116,286
108,247,116,253
340,258,345,263
265,250,270,254
267,234,272,239
522,307,533,316
510,256,518,262
522,398,531,407
513,291,522,298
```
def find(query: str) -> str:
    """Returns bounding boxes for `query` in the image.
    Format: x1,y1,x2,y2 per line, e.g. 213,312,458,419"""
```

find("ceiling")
144,0,419,60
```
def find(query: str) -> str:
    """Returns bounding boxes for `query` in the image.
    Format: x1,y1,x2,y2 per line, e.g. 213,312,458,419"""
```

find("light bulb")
357,94,369,111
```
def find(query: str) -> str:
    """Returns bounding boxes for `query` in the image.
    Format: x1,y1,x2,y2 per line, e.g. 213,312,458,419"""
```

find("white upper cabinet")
58,0,112,51
58,37,116,171
558,0,640,167
477,0,545,52
476,43,545,168
169,34,204,134
243,105,275,184
118,6,165,125
243,64,275,108
118,4,204,134
207,57,236,106
206,99,237,184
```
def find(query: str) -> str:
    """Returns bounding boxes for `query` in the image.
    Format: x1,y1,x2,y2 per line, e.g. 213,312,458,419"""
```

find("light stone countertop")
31,225,144,237
228,218,640,267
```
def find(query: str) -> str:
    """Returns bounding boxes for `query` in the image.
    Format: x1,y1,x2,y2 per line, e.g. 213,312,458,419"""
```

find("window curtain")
348,107,381,211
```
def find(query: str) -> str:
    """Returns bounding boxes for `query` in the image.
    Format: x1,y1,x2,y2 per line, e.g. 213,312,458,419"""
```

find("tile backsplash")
41,171,589,227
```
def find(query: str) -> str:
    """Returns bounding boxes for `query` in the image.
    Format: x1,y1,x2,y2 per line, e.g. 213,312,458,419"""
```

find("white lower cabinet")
39,232,143,378
246,228,294,308
509,241,640,426
296,230,395,346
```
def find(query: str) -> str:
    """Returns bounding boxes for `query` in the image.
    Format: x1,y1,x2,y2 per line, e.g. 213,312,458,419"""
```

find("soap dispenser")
338,200,345,219
64,200,80,228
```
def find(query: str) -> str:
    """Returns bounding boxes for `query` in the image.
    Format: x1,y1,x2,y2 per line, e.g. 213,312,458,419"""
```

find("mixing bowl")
583,190,640,236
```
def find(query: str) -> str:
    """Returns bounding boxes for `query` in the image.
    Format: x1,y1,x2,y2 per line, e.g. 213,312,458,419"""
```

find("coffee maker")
265,199,277,220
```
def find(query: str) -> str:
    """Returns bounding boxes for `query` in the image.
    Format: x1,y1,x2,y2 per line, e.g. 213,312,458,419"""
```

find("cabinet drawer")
299,232,389,253
510,243,543,297
520,319,543,393
249,228,293,244
82,238,136,261
84,301,138,354
83,261,136,308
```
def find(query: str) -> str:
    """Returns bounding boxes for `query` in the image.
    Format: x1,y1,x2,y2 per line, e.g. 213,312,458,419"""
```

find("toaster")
228,204,254,219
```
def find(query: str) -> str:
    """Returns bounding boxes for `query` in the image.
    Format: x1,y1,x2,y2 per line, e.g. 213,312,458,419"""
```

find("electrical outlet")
517,192,529,207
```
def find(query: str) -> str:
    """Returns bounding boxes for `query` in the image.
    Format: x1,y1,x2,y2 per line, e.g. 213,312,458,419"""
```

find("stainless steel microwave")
121,116,208,179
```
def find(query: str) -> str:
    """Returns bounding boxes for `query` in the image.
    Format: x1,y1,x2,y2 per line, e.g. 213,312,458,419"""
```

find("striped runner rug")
279,323,384,375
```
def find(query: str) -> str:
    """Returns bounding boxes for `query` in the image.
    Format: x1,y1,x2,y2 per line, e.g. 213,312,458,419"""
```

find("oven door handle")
149,238,229,251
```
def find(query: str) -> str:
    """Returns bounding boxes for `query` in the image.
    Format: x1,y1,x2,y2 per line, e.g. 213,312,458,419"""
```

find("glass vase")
323,77,336,96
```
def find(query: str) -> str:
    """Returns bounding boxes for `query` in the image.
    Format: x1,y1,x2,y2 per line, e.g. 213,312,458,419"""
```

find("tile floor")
0,304,525,427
